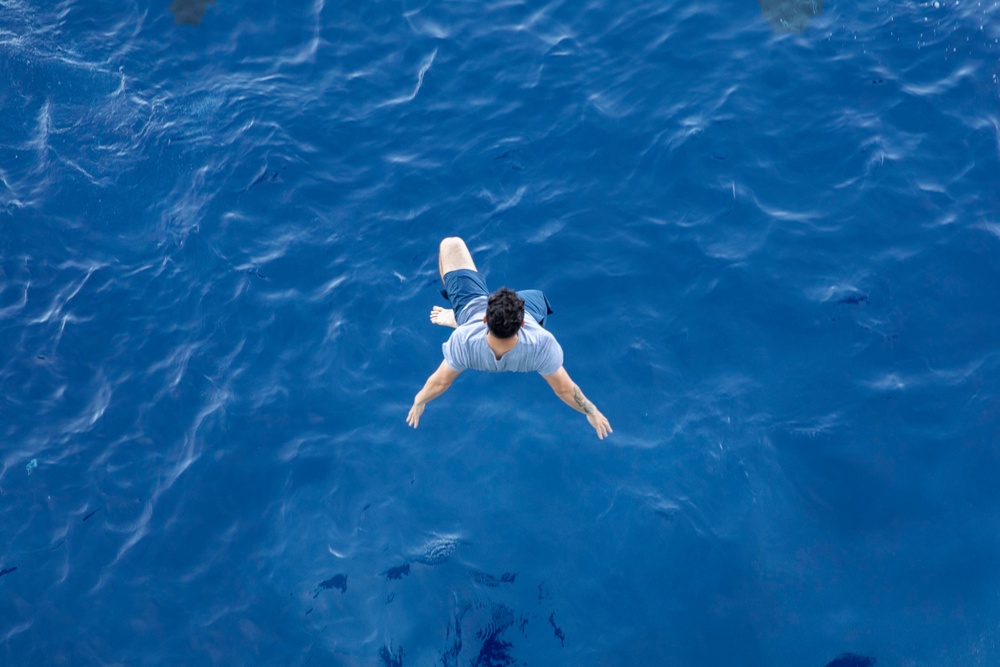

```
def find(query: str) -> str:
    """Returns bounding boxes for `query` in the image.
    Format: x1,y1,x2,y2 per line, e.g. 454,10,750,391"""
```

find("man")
406,237,612,439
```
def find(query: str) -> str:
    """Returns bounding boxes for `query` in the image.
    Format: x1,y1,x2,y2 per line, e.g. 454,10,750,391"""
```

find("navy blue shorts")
441,269,553,327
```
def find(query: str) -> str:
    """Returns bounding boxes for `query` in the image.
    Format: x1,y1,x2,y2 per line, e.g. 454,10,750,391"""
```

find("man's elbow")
432,377,455,392
554,386,575,402
553,378,576,395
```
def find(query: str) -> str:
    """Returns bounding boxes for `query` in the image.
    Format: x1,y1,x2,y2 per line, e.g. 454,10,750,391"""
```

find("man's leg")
431,237,478,328
518,289,553,327
438,237,477,281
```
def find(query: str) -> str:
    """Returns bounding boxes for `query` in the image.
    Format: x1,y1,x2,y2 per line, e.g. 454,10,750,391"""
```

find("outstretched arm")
407,360,463,428
542,367,613,440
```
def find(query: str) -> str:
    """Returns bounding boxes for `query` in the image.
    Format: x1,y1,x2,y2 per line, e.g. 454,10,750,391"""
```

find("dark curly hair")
486,287,524,339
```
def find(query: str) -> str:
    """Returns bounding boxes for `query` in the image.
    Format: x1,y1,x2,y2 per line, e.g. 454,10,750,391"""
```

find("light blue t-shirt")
442,297,564,375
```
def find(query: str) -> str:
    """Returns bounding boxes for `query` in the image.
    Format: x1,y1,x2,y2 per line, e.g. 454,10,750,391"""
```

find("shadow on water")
169,0,218,26
758,0,823,32
825,654,876,667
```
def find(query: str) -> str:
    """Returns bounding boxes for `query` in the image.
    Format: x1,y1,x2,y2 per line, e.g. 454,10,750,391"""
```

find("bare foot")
430,306,458,328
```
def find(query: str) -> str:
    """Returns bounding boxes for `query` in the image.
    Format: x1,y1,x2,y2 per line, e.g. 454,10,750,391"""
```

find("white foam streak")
862,356,997,393
378,49,437,108
0,282,29,321
28,265,98,325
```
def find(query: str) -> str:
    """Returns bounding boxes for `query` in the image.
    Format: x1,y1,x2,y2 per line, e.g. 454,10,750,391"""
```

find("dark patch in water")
493,149,525,172
243,169,281,193
305,607,312,616
384,563,410,580
537,582,551,601
0,567,16,578
386,592,395,604
837,294,869,305
472,634,513,667
82,509,99,522
470,603,526,666
471,571,497,587
441,616,463,666
825,654,875,667
471,571,517,587
548,612,565,647
245,267,268,280
655,507,677,523
475,604,515,642
313,574,347,598
379,644,404,667
169,0,218,26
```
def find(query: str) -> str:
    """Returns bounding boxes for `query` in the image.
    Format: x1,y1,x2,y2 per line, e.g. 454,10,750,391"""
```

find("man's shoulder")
442,321,488,371
449,321,487,344
522,319,560,345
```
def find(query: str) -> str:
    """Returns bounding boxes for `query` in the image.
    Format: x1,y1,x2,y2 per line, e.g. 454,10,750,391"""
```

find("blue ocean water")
2,0,999,664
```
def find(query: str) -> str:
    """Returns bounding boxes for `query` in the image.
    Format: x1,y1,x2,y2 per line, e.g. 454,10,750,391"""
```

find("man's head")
485,287,524,339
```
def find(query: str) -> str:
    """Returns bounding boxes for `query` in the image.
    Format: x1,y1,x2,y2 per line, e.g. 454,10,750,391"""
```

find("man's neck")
486,331,518,358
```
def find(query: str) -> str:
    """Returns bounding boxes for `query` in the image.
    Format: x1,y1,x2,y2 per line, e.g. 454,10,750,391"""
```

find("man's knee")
439,236,476,275
440,237,467,254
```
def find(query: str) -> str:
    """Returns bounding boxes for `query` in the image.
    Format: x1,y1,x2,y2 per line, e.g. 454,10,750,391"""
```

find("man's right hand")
408,361,462,430
406,402,425,428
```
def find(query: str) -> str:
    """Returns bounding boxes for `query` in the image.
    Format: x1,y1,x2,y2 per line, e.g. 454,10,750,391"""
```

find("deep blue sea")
2,0,999,665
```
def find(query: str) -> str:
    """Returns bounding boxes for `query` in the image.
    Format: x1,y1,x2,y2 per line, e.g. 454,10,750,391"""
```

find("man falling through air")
406,237,612,439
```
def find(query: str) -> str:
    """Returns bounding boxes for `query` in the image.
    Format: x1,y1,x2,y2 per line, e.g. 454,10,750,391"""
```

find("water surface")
1,0,999,665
